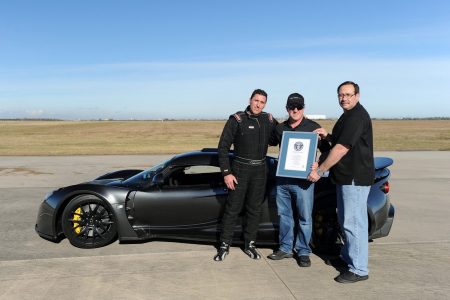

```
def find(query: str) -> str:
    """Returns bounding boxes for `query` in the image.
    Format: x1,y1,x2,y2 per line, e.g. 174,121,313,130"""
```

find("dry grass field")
1,119,449,155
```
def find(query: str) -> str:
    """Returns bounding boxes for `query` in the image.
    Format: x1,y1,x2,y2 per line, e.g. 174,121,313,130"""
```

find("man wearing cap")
308,81,374,283
268,93,330,267
214,89,277,261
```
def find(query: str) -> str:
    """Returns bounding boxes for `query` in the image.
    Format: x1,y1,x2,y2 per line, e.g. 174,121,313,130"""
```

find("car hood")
88,177,146,190
89,179,124,186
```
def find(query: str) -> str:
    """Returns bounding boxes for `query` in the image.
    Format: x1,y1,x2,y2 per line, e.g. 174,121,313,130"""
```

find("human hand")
307,170,321,182
224,174,238,190
314,128,328,140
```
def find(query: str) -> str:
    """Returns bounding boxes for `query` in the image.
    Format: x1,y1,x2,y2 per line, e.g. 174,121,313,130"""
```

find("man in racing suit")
214,89,276,261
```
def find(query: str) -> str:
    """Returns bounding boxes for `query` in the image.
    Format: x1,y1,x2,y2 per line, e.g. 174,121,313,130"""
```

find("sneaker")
296,255,311,267
213,242,229,261
244,241,261,260
267,250,293,260
334,270,369,284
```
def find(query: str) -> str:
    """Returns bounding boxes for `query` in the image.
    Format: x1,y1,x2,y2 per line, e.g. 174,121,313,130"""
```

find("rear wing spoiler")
374,157,393,170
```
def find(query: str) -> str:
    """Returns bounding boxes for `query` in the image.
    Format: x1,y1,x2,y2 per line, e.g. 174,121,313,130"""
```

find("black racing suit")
218,106,276,244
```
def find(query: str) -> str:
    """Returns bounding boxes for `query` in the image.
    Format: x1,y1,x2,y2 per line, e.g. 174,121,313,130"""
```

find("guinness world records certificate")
276,131,318,179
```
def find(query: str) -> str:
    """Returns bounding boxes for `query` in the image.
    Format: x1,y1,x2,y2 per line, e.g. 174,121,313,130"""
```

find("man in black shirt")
214,89,276,261
268,93,330,267
308,81,374,283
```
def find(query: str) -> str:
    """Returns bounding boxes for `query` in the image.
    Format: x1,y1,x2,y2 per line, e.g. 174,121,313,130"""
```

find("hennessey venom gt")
35,149,395,252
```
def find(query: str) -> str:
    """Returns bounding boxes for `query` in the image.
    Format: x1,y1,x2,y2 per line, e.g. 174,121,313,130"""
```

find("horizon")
3,117,450,122
1,1,449,119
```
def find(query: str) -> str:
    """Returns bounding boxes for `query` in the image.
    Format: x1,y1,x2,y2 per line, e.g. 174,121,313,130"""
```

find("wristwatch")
317,167,324,177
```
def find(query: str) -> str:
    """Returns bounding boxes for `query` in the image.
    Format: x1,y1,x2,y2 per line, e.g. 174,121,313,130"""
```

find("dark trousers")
220,162,267,244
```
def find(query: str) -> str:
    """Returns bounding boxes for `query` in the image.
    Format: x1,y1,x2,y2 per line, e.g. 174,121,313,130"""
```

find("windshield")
123,160,169,186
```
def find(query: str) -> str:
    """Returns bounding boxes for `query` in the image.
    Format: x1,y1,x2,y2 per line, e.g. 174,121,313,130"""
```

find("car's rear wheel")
62,195,117,249
311,198,341,255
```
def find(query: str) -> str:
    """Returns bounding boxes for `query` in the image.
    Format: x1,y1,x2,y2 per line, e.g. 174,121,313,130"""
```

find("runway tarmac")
0,152,449,299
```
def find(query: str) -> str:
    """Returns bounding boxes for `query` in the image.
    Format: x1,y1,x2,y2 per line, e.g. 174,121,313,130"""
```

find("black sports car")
35,149,395,252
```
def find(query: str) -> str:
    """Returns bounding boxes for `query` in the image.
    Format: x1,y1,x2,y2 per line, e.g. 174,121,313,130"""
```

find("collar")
283,117,305,129
343,102,361,114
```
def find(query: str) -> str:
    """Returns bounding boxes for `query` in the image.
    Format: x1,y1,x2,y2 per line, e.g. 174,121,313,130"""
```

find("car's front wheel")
62,195,117,248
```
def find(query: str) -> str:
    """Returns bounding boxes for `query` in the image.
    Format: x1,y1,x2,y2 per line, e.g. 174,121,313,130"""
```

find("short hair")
250,89,268,100
337,81,359,94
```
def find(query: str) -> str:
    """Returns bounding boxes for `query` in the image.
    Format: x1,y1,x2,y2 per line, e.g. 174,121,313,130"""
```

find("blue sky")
1,0,449,119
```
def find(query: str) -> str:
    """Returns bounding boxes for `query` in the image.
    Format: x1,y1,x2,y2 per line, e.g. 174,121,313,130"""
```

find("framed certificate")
276,131,318,179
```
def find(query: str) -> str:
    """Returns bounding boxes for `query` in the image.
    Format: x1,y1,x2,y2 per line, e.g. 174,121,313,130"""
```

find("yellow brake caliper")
73,207,82,234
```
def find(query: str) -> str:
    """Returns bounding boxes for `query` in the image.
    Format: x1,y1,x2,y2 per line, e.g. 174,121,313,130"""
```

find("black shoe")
296,255,311,267
334,270,369,283
213,242,229,261
244,241,261,260
267,250,293,260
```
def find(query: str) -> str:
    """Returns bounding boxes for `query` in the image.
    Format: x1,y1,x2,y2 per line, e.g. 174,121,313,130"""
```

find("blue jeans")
276,177,314,256
336,183,371,276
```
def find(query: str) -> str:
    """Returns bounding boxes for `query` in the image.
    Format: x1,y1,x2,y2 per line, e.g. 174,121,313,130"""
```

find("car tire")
311,198,341,255
62,195,117,249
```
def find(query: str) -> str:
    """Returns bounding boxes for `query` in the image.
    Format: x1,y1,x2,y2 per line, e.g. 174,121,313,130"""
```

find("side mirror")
152,173,164,186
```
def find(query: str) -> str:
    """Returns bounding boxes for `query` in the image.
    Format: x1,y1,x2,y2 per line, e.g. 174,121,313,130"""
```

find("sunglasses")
286,105,304,110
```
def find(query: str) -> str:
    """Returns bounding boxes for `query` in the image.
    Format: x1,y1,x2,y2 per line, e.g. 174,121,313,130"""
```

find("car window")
123,160,169,186
167,165,223,187
183,165,221,174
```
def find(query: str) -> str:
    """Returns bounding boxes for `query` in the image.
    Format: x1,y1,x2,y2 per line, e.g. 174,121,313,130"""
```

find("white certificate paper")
276,131,318,179
284,138,310,171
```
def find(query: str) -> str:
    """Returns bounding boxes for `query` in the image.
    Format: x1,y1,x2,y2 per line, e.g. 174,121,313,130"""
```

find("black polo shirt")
270,117,331,154
330,102,375,186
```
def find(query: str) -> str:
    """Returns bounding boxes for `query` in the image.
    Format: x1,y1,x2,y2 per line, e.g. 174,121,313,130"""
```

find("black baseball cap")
286,93,304,109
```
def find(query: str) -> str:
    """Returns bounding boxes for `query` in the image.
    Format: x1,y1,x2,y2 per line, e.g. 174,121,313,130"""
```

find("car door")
130,165,228,227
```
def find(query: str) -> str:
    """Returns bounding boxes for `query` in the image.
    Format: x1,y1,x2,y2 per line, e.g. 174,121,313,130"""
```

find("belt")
234,156,266,166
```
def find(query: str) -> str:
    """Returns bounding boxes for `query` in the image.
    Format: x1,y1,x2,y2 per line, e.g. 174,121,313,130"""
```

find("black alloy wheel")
62,195,117,249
